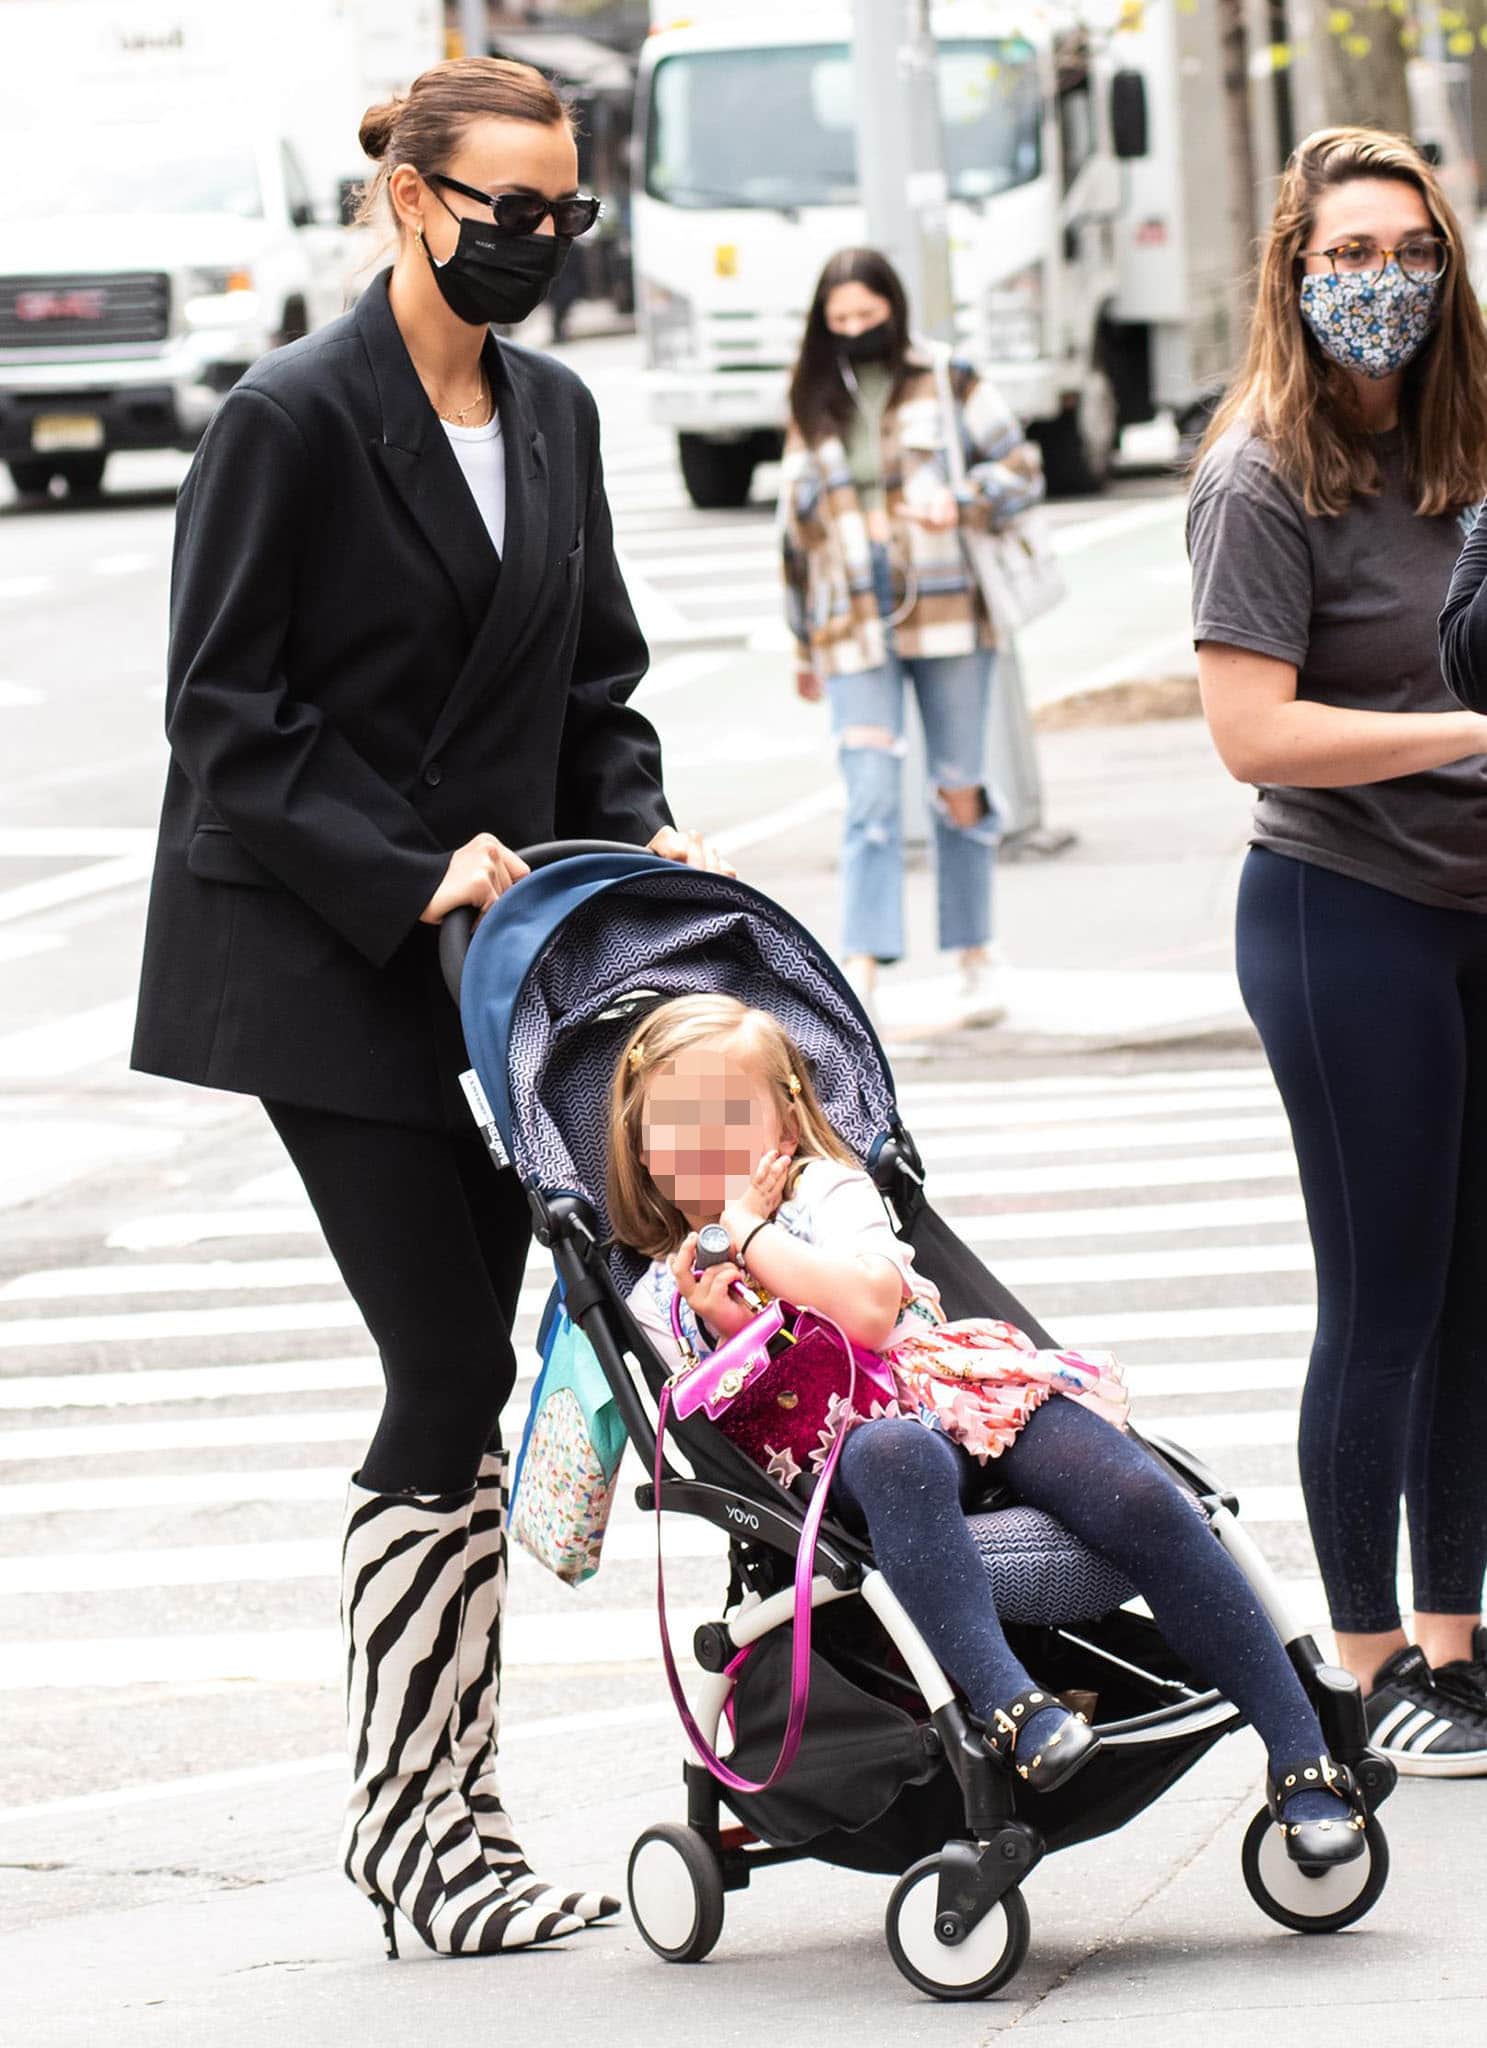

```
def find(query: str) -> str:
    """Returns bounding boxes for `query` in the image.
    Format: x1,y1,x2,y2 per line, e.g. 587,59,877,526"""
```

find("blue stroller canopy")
459,854,898,1280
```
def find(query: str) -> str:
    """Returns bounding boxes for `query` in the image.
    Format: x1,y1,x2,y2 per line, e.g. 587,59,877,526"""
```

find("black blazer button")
422,762,443,788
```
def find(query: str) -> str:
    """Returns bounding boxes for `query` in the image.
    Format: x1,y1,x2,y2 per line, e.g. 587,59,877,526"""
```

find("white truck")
0,0,442,500
633,0,1243,507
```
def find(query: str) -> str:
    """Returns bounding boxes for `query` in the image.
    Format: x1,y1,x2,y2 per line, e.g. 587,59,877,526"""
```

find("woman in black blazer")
132,58,724,1960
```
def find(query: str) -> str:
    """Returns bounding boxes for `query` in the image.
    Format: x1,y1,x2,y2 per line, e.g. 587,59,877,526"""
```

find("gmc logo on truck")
15,290,107,322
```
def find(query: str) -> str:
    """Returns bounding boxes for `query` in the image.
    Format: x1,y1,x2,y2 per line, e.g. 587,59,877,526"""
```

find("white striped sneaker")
1364,1645,1487,1776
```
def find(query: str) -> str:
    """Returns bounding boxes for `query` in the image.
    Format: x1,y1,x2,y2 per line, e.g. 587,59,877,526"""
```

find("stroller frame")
443,847,1398,2002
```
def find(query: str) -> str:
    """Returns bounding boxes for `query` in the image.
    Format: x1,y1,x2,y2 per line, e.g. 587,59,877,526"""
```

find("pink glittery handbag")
666,1291,897,1487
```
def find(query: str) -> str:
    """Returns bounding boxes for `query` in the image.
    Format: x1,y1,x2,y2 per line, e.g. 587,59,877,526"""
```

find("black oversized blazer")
132,270,671,1127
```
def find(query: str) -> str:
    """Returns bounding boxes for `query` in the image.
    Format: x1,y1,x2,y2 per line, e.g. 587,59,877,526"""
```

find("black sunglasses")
430,174,601,239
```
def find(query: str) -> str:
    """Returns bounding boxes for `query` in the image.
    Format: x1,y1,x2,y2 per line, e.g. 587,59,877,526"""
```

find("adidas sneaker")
1364,1643,1487,1776
1433,1624,1487,1715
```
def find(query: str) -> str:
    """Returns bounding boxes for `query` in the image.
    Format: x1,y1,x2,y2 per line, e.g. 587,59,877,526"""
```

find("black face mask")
837,320,894,364
422,206,570,327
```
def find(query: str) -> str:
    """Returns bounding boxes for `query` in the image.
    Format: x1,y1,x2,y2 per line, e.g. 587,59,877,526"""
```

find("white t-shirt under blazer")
442,414,506,557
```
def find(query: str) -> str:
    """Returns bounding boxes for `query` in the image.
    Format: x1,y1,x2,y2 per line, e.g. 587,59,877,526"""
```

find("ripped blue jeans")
827,548,998,962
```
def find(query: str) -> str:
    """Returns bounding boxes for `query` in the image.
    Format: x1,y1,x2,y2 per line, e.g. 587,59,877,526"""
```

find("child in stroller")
611,993,1366,1852
450,843,1396,1999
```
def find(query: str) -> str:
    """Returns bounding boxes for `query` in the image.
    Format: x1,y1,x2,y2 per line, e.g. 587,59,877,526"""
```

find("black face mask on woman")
837,320,894,363
422,199,570,327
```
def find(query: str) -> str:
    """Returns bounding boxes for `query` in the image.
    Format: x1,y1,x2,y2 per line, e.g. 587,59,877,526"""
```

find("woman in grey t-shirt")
1187,127,1487,1776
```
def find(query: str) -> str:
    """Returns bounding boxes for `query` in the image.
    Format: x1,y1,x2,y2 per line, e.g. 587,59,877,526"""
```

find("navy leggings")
1237,847,1487,1633
838,1398,1327,1772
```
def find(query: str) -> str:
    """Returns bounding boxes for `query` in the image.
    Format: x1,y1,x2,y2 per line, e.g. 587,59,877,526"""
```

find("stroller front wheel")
628,1823,726,1964
885,1855,1030,2001
1241,1807,1390,1934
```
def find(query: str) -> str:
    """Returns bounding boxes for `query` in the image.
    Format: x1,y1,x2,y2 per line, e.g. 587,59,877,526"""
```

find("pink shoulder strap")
652,1309,858,1795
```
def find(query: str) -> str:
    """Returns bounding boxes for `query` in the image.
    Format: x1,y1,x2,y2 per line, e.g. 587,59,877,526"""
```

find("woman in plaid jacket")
781,247,1044,1022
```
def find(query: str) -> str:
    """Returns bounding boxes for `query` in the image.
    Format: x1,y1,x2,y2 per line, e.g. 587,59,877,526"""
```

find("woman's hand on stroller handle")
647,825,736,877
419,832,531,926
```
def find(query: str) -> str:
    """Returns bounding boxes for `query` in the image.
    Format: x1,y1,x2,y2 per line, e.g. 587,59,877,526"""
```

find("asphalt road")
7,334,1475,2042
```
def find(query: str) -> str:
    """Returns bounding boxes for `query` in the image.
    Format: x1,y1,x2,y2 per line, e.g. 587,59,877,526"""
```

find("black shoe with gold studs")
1266,1754,1368,1869
982,1685,1102,1794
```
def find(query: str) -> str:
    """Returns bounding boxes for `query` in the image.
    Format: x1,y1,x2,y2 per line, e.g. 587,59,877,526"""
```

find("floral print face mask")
1299,265,1443,380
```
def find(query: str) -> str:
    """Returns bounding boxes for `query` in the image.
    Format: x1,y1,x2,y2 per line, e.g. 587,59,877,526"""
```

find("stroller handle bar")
437,839,658,1004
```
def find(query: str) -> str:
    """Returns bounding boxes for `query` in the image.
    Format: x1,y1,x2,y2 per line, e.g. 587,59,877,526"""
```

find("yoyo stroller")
442,842,1396,2003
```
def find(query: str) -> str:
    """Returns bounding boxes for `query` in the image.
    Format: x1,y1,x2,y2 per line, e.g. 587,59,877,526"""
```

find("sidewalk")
709,696,1257,1059
4,1709,1478,2045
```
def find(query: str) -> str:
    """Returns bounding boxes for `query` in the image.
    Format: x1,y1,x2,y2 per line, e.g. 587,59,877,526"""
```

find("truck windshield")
644,39,1041,209
2,133,263,220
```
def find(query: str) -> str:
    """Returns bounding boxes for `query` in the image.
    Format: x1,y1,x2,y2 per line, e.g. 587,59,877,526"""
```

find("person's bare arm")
1198,641,1487,788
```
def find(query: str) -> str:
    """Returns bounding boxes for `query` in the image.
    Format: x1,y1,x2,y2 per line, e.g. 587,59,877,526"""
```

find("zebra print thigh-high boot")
452,1450,621,1924
339,1479,584,1956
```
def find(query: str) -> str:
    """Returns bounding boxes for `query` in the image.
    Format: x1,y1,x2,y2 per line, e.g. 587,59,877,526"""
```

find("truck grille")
0,272,170,351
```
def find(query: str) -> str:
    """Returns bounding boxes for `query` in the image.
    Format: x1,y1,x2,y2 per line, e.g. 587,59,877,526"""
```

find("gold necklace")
440,370,491,425
436,370,491,428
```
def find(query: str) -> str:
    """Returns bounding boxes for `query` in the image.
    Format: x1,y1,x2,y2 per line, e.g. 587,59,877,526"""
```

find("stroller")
443,843,1396,2003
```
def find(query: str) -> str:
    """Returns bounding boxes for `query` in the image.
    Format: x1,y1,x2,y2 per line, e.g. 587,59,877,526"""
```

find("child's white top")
626,1157,942,1371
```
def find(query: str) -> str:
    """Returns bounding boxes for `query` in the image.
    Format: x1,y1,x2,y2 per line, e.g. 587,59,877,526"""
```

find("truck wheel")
678,434,757,509
56,454,107,496
7,459,55,499
1033,365,1117,498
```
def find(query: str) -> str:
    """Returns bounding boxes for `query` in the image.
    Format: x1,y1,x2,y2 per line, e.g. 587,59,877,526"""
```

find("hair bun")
358,96,402,161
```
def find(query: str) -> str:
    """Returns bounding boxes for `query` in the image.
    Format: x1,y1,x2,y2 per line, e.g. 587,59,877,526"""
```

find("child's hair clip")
627,1040,646,1072
786,1070,802,1097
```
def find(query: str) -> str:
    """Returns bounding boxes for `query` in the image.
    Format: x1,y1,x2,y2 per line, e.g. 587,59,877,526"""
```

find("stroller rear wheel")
885,1854,1030,2001
628,1823,726,1964
1241,1807,1390,1934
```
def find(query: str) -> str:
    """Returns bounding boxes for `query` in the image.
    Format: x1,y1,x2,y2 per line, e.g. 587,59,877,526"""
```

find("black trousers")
265,1101,532,1494
1236,847,1487,1633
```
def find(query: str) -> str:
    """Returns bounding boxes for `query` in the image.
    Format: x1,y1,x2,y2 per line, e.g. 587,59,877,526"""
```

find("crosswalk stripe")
0,1465,1308,1523
0,1291,549,1350
0,1357,384,1410
958,1196,1306,1242
0,1517,726,1592
1056,1304,1313,1345
0,1401,1308,1465
102,1190,1309,1253
106,1206,318,1249
0,1353,1308,1415
897,1066,1272,1100
899,1083,1276,1131
0,1237,1311,1309
0,1410,381,1461
920,1114,1289,1161
0,1468,353,1515
931,1153,1297,1198
0,1611,716,1690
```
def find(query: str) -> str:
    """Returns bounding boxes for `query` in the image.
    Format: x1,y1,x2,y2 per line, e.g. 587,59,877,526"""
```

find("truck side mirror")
1111,71,1148,160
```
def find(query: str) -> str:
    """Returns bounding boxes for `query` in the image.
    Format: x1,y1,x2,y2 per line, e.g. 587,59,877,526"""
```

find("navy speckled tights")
837,1399,1345,1822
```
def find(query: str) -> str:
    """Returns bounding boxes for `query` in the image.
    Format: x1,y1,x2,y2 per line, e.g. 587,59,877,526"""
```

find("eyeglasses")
430,174,601,239
1300,235,1450,282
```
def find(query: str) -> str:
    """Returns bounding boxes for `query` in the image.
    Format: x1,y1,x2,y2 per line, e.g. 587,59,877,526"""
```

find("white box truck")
633,0,1246,507
0,0,442,500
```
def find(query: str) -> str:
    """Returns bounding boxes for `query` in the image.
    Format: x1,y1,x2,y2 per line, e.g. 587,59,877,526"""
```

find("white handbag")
932,347,1065,635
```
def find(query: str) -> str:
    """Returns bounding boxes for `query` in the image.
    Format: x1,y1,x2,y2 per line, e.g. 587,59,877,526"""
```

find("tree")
1304,0,1414,135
